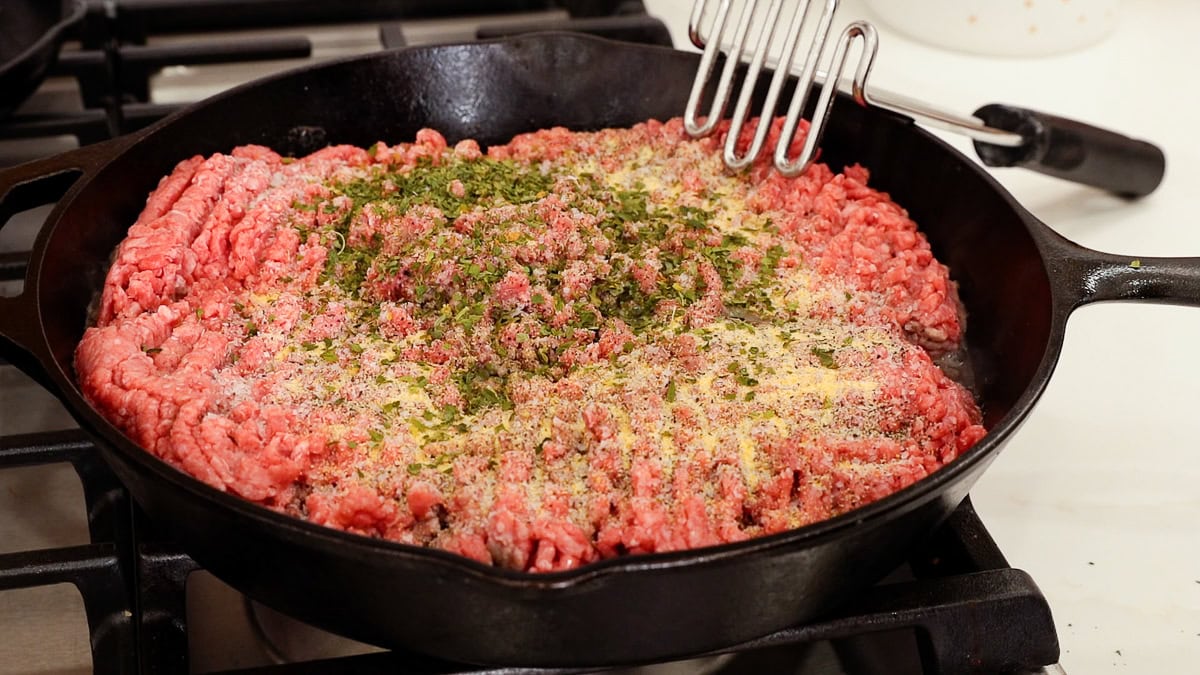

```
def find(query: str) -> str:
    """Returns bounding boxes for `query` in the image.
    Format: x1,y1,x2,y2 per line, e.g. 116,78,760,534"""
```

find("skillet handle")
972,104,1165,198
0,141,125,391
1047,236,1200,310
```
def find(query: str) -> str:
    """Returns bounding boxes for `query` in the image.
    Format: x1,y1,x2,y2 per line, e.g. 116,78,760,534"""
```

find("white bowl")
862,0,1119,57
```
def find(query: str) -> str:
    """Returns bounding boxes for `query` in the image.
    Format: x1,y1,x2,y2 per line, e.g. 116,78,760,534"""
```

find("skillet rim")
29,32,1068,587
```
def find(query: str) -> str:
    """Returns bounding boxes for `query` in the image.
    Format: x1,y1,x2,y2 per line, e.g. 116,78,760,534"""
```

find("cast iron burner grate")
0,428,1060,675
0,0,672,147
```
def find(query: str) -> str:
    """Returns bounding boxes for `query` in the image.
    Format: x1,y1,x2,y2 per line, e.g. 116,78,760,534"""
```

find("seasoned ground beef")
76,117,986,572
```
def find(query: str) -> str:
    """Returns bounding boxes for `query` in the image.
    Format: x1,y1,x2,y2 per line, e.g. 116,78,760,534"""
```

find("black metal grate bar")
1,429,132,545
55,39,314,75
113,0,572,34
136,543,200,675
0,251,27,282
0,544,137,675
0,429,96,468
0,430,140,674
475,13,672,46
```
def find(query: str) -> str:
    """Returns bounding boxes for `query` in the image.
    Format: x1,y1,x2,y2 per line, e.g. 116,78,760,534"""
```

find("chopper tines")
683,0,878,177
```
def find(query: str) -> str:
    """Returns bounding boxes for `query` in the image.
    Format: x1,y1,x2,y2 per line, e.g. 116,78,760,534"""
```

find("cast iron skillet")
0,35,1197,666
0,0,85,120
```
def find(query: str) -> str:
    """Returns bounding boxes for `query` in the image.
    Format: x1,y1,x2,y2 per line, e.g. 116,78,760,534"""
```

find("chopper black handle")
972,103,1165,198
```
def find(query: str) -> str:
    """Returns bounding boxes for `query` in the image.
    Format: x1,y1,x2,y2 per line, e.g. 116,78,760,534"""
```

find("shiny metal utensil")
683,0,1163,199
683,0,1025,176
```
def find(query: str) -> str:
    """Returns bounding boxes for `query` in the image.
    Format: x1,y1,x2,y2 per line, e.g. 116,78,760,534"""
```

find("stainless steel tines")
684,0,1026,177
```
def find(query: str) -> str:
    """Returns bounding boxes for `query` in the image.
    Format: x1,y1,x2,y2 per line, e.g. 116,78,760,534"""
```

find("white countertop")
645,0,1200,672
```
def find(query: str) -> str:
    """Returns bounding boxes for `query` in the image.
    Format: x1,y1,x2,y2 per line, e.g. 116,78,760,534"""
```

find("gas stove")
0,2,1074,673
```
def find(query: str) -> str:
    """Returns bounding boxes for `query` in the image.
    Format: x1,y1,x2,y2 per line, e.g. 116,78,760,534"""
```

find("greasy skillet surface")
19,35,1059,664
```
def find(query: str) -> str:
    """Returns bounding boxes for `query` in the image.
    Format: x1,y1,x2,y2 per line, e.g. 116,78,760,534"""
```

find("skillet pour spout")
0,34,1193,666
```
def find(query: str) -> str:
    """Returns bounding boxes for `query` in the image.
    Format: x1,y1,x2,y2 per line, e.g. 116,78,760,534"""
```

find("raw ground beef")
75,117,986,572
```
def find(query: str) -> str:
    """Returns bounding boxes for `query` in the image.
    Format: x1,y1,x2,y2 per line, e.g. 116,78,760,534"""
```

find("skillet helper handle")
972,103,1165,198
1055,249,1200,310
0,142,120,390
